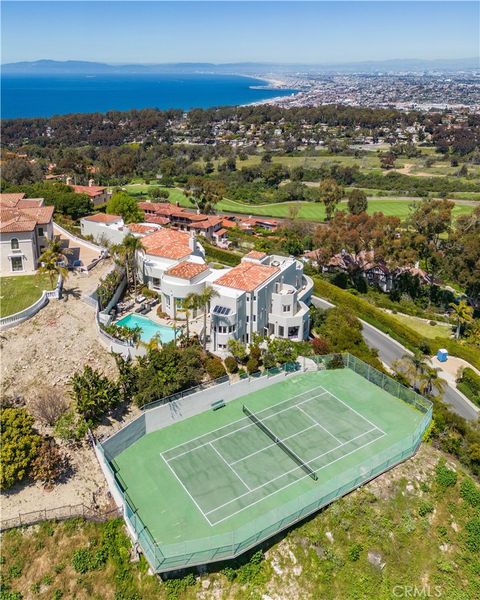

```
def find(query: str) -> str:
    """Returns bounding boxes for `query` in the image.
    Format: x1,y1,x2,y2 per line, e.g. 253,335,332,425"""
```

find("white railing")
0,276,62,330
53,221,106,254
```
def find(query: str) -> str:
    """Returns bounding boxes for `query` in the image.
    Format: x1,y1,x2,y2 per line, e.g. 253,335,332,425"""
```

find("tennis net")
242,405,318,481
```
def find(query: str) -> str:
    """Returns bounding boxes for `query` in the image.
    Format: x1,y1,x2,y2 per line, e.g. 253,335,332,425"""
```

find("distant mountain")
2,58,478,75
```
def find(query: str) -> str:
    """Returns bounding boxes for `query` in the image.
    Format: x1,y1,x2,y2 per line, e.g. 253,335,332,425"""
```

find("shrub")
71,547,108,574
30,439,71,489
250,345,262,362
418,500,434,517
429,321,437,326
69,365,121,424
347,543,363,561
30,388,69,426
54,410,88,443
435,461,458,488
327,354,345,369
465,517,480,552
224,356,238,374
246,357,259,374
0,408,41,490
460,478,480,508
312,336,330,355
205,357,227,380
456,368,480,406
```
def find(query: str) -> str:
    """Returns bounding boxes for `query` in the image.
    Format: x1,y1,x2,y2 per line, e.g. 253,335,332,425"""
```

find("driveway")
311,295,479,421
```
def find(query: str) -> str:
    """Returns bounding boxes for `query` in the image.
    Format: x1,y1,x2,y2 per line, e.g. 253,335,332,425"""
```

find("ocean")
0,73,296,119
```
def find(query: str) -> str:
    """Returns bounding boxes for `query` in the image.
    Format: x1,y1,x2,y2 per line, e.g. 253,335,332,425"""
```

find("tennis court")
161,384,385,526
112,366,429,557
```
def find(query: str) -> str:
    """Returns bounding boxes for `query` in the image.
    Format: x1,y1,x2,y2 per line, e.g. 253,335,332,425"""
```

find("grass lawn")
0,274,54,318
387,312,452,340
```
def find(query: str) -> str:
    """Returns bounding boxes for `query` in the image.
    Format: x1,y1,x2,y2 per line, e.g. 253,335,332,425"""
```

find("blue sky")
1,1,478,64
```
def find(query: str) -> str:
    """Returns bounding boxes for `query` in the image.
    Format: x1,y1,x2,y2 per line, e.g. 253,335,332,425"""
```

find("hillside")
2,444,479,600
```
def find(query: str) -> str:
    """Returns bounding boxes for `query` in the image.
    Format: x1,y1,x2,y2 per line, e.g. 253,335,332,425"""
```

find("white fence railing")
53,221,106,254
0,277,62,331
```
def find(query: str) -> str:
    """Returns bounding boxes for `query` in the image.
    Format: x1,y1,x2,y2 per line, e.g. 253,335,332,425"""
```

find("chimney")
189,232,196,252
88,179,95,187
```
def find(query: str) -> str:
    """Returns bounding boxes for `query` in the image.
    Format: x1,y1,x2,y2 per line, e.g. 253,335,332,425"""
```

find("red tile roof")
141,228,193,260
0,195,53,233
82,213,122,223
165,261,208,280
222,219,237,229
244,250,267,260
214,262,279,292
145,215,170,226
127,223,159,235
71,185,107,198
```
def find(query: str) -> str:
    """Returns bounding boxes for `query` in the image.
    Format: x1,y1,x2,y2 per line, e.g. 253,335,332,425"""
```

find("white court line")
208,431,386,526
160,454,214,526
324,390,386,436
161,384,328,458
206,427,382,517
164,391,328,462
209,442,252,492
229,423,318,466
297,406,341,444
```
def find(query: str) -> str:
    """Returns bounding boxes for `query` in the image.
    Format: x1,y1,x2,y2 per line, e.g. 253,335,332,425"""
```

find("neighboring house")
70,180,111,207
138,202,226,244
303,248,432,292
237,217,280,233
0,193,54,274
211,250,312,351
80,213,161,246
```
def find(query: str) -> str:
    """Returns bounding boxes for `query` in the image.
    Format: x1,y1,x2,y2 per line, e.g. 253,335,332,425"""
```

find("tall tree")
449,300,474,340
317,178,344,221
347,188,368,215
184,177,226,214
106,192,142,223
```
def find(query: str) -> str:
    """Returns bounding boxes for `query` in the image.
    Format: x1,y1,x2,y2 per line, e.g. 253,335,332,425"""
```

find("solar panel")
213,305,231,316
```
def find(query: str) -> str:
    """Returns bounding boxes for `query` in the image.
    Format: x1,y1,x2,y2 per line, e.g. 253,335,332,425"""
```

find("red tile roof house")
70,180,111,207
0,193,54,274
138,202,226,244
210,253,311,351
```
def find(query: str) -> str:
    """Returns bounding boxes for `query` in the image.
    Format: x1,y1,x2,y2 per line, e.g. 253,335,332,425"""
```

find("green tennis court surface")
114,368,424,545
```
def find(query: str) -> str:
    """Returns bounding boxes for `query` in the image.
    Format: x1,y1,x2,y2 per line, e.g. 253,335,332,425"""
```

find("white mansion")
81,214,312,349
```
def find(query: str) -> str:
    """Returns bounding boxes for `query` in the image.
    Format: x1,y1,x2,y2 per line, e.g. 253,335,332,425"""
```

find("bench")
211,400,225,411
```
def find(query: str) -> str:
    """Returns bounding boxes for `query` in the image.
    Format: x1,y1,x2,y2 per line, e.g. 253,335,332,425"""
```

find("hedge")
203,243,242,267
312,277,480,370
457,368,480,407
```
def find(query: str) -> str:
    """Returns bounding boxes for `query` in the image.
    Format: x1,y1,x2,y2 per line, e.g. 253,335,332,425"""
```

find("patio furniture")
135,294,146,304
135,305,145,314
139,306,150,315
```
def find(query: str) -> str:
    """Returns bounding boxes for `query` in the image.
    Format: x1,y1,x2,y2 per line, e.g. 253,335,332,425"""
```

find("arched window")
11,238,19,250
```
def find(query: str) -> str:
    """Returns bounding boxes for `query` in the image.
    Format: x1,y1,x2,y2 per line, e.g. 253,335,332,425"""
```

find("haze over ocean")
1,73,296,119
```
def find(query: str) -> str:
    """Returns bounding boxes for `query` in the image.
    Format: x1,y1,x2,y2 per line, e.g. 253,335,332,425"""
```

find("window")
253,294,257,301
38,227,44,237
10,238,19,251
246,295,250,302
11,256,23,272
152,277,161,289
218,344,227,350
228,324,236,333
253,315,256,322
283,305,290,312
246,316,249,323
165,295,170,307
279,326,284,337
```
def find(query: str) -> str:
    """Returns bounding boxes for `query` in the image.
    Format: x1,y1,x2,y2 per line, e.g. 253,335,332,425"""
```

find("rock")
368,551,385,570
293,565,303,576
405,482,415,493
451,522,459,533
439,543,450,553
201,579,211,590
326,531,334,543
314,545,324,559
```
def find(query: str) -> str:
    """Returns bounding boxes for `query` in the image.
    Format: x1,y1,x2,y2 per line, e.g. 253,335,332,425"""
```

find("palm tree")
418,365,447,398
38,248,68,291
392,352,428,391
183,292,200,341
198,286,219,350
123,234,145,294
449,300,473,340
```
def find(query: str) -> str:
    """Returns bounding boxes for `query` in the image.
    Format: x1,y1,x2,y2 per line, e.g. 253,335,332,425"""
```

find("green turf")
0,274,54,317
114,368,425,551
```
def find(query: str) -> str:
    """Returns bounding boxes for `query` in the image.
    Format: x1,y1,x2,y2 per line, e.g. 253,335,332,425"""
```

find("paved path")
312,295,479,421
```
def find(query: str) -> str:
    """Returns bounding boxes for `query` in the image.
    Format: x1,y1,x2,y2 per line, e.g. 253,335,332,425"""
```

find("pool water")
116,314,176,344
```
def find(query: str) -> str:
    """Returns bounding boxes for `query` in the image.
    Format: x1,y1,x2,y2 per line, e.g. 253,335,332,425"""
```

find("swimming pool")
116,314,177,344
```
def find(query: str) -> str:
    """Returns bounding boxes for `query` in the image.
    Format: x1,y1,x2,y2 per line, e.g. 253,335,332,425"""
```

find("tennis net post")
242,405,318,481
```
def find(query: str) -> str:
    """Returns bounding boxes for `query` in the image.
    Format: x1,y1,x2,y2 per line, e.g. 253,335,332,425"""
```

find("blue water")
116,313,176,344
1,73,296,119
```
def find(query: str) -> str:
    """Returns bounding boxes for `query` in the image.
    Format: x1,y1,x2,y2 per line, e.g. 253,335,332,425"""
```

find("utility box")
437,348,448,363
